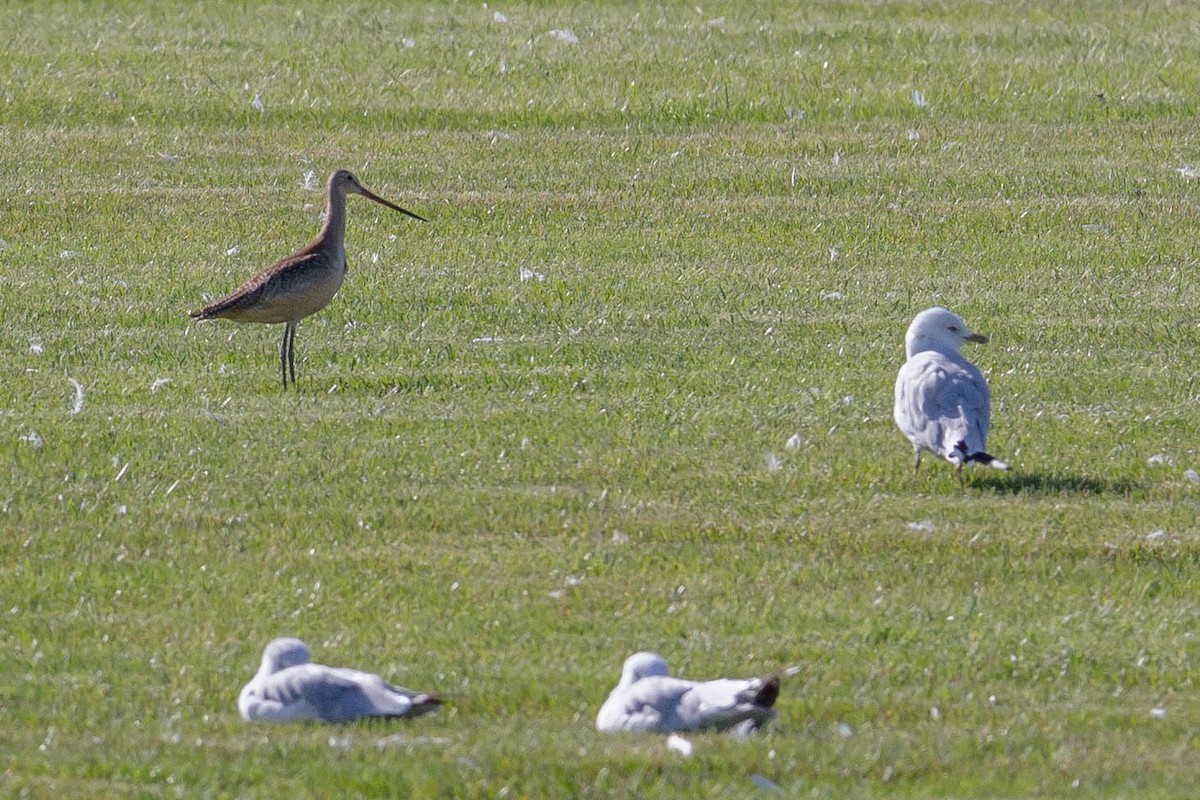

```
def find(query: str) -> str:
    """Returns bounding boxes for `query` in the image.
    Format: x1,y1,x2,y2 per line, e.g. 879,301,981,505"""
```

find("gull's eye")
948,325,959,333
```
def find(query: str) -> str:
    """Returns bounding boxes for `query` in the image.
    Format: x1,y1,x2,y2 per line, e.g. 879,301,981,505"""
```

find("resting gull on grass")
238,637,442,724
596,652,779,734
893,306,1009,475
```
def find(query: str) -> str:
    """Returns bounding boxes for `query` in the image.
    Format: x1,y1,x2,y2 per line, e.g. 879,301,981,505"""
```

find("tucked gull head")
894,306,1009,475
238,637,442,724
596,651,780,735
618,651,671,685
261,637,312,671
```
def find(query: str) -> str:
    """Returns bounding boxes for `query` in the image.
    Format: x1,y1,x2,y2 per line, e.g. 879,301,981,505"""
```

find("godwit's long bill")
189,169,425,390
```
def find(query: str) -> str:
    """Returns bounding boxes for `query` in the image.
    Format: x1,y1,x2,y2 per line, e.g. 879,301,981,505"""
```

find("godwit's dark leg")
280,322,296,391
287,321,297,388
279,324,288,390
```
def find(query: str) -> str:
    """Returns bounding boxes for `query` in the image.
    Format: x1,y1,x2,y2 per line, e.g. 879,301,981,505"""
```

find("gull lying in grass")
238,637,441,724
596,652,779,734
893,306,1009,474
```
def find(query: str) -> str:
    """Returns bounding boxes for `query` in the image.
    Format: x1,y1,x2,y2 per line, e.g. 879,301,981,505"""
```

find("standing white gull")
893,306,1009,474
238,637,442,724
595,652,780,734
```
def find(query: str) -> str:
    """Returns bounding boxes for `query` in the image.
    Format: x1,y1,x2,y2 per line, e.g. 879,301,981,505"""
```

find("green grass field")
3,1,1200,796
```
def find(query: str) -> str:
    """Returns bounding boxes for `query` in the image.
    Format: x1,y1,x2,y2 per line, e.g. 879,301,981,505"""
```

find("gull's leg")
912,448,922,474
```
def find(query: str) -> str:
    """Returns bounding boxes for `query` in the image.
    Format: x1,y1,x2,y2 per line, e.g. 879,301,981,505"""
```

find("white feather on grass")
67,378,83,415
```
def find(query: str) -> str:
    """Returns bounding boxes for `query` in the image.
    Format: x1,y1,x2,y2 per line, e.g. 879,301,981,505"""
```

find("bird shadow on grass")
970,471,1141,497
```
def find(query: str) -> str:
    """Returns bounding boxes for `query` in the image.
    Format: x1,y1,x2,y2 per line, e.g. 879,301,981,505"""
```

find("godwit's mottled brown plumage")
190,169,425,390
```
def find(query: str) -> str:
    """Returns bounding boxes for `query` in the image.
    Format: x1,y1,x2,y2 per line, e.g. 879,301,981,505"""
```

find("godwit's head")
329,169,426,222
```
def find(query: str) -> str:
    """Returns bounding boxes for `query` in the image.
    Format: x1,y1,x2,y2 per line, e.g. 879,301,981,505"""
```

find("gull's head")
260,637,311,674
620,652,670,685
905,306,988,357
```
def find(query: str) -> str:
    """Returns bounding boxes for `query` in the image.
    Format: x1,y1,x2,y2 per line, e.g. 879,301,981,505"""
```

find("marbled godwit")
190,170,425,390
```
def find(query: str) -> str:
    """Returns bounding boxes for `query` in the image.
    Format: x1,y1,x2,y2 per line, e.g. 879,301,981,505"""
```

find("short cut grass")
2,1,1200,797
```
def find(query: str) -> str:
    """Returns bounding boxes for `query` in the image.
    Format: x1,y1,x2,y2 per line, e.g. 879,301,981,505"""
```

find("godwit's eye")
948,325,959,332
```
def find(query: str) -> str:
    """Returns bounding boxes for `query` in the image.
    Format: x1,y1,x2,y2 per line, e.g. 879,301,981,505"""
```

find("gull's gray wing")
677,676,779,732
895,351,990,460
597,676,693,732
